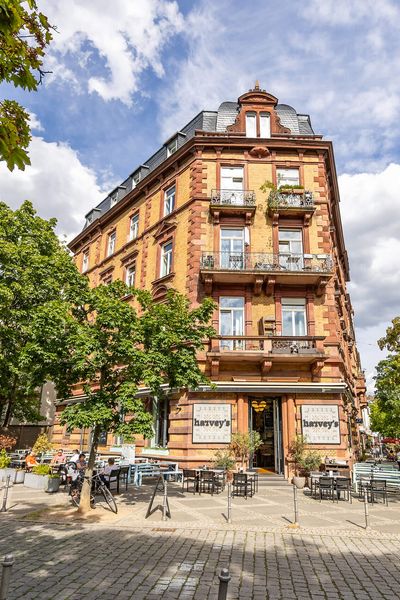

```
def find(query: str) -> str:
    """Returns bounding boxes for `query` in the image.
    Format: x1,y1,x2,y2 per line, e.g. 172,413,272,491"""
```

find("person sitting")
76,453,87,470
100,458,116,488
25,452,38,471
70,449,80,463
51,449,66,465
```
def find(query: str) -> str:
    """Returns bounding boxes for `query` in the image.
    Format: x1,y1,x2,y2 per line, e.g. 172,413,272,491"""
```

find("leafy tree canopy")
0,0,53,170
371,317,400,437
0,200,87,426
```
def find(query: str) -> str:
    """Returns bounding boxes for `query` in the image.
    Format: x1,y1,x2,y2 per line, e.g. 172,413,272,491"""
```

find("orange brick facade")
53,85,366,477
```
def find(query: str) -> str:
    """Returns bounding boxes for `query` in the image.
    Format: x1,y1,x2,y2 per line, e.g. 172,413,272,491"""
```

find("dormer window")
246,111,271,138
245,112,257,137
110,193,118,208
85,214,93,227
132,172,141,189
167,138,178,157
259,112,271,138
164,185,175,216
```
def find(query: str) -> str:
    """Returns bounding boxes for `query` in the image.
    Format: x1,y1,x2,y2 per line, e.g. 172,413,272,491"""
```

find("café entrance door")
249,397,283,474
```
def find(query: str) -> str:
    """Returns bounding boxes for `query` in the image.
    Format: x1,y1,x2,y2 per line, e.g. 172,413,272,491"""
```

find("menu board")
192,404,232,443
301,405,340,444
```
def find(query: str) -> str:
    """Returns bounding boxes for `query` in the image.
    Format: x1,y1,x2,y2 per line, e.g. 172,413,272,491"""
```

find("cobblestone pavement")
1,519,400,600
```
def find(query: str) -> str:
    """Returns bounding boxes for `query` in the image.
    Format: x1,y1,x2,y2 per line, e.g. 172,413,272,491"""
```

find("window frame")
129,213,139,241
107,231,116,257
281,298,307,336
164,185,176,216
125,263,136,288
82,250,89,273
160,240,173,278
167,138,178,157
245,111,257,137
276,167,300,188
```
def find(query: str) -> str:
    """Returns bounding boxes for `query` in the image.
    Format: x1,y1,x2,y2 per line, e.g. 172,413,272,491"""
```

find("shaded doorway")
249,397,283,474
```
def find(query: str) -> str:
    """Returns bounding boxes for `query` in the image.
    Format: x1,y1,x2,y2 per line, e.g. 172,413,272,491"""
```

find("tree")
0,201,87,427
32,432,52,461
372,317,400,437
29,284,215,513
229,431,262,469
0,0,54,170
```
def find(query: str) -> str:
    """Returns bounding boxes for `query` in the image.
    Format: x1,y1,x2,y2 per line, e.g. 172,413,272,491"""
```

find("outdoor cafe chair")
335,477,352,503
119,466,129,492
232,473,254,499
182,469,198,494
199,470,216,495
318,476,335,502
368,480,388,506
104,468,121,494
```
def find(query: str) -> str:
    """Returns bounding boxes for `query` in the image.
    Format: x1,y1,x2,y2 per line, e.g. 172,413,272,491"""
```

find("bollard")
364,489,370,529
293,484,299,526
162,478,168,522
217,567,231,600
0,476,11,513
227,482,232,524
0,554,14,600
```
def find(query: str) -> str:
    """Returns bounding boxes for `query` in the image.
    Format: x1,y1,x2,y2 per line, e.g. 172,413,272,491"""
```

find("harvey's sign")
301,405,340,444
192,404,231,443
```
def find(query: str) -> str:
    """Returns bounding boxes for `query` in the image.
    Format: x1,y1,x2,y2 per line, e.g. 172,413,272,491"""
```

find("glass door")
221,167,244,204
219,296,244,350
278,229,303,270
273,399,283,474
220,228,245,269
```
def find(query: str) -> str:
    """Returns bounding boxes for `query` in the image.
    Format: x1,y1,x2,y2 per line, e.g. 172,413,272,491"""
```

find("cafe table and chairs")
232,472,255,499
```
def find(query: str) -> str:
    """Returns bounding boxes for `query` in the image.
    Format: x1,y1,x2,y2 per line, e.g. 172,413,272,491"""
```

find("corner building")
55,84,367,477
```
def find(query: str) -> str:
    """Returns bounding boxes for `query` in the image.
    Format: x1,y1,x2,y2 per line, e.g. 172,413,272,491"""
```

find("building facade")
53,83,366,477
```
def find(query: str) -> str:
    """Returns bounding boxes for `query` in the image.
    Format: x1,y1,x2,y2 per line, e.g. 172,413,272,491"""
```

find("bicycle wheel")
98,484,118,514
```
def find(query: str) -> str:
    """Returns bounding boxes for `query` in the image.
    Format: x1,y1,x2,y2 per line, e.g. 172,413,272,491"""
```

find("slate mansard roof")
83,100,314,229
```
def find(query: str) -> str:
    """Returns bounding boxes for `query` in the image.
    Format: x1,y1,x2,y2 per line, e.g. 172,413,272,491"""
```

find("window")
259,112,271,138
164,185,175,216
167,138,178,157
281,298,307,336
110,193,118,208
160,241,173,277
220,228,245,269
132,172,140,188
245,112,257,137
152,397,169,447
220,166,244,204
219,296,244,350
129,214,139,240
125,264,136,288
276,168,300,188
82,251,89,273
107,231,116,256
278,229,303,269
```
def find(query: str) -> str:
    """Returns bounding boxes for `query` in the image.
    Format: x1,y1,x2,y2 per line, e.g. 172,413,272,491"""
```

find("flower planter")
24,473,49,490
46,477,61,493
292,476,306,489
0,468,25,484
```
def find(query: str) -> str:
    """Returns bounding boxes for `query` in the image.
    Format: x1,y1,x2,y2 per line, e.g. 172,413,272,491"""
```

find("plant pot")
14,470,25,484
292,476,306,489
47,477,61,493
24,473,49,490
0,468,20,483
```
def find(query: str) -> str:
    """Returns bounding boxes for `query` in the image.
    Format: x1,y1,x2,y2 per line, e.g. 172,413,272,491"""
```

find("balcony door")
281,298,307,336
278,228,303,270
220,228,245,269
220,296,244,350
220,167,244,205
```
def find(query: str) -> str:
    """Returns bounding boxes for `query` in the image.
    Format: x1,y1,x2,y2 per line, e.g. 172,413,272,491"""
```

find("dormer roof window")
167,137,178,157
110,193,118,208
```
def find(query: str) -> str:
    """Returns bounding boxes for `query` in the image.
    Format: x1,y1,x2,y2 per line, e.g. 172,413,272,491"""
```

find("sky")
1,0,400,392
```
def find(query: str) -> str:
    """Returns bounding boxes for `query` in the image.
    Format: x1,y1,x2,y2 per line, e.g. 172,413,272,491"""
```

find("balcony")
268,190,315,221
200,252,333,296
209,189,256,224
207,335,326,378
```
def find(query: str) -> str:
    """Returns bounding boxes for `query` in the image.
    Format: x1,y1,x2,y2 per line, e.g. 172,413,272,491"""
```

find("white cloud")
0,137,105,239
28,112,44,132
40,0,184,105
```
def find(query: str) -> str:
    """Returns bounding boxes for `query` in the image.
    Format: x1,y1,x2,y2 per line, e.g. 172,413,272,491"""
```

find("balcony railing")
210,335,324,353
200,252,333,273
268,190,314,210
210,189,256,207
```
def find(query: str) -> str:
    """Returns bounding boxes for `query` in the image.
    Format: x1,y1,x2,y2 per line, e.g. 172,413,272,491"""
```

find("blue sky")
2,0,400,391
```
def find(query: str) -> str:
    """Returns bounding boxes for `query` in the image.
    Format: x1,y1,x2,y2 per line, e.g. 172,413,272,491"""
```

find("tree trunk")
77,423,100,515
2,398,12,428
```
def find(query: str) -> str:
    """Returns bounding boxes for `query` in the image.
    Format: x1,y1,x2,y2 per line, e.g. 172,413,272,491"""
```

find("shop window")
152,397,169,447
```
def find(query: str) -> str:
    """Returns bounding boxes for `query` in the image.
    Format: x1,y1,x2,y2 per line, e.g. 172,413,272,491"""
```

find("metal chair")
182,469,198,494
104,468,121,494
368,480,388,506
232,473,254,499
199,471,216,495
318,476,335,502
335,478,352,503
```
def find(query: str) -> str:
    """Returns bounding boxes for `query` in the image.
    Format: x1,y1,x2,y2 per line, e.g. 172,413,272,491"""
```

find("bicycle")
70,472,118,514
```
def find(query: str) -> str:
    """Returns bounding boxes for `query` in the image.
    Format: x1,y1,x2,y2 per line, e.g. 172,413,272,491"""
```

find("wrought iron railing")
268,191,314,210
209,335,324,353
210,189,256,206
200,252,333,272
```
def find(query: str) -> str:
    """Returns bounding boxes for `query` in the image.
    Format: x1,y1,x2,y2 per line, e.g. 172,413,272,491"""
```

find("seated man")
51,449,66,465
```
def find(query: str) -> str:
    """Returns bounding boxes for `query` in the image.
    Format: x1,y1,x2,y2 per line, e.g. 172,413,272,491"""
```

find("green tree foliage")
0,0,53,170
0,201,87,427
371,317,400,437
28,284,215,512
32,431,52,460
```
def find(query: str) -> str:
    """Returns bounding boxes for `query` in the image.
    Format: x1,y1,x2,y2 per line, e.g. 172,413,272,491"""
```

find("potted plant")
288,435,307,488
32,433,53,463
47,472,61,493
299,450,322,487
24,464,51,490
0,449,11,482
229,431,262,471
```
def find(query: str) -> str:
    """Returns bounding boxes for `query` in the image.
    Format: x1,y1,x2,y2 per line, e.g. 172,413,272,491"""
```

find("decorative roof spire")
254,80,260,90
